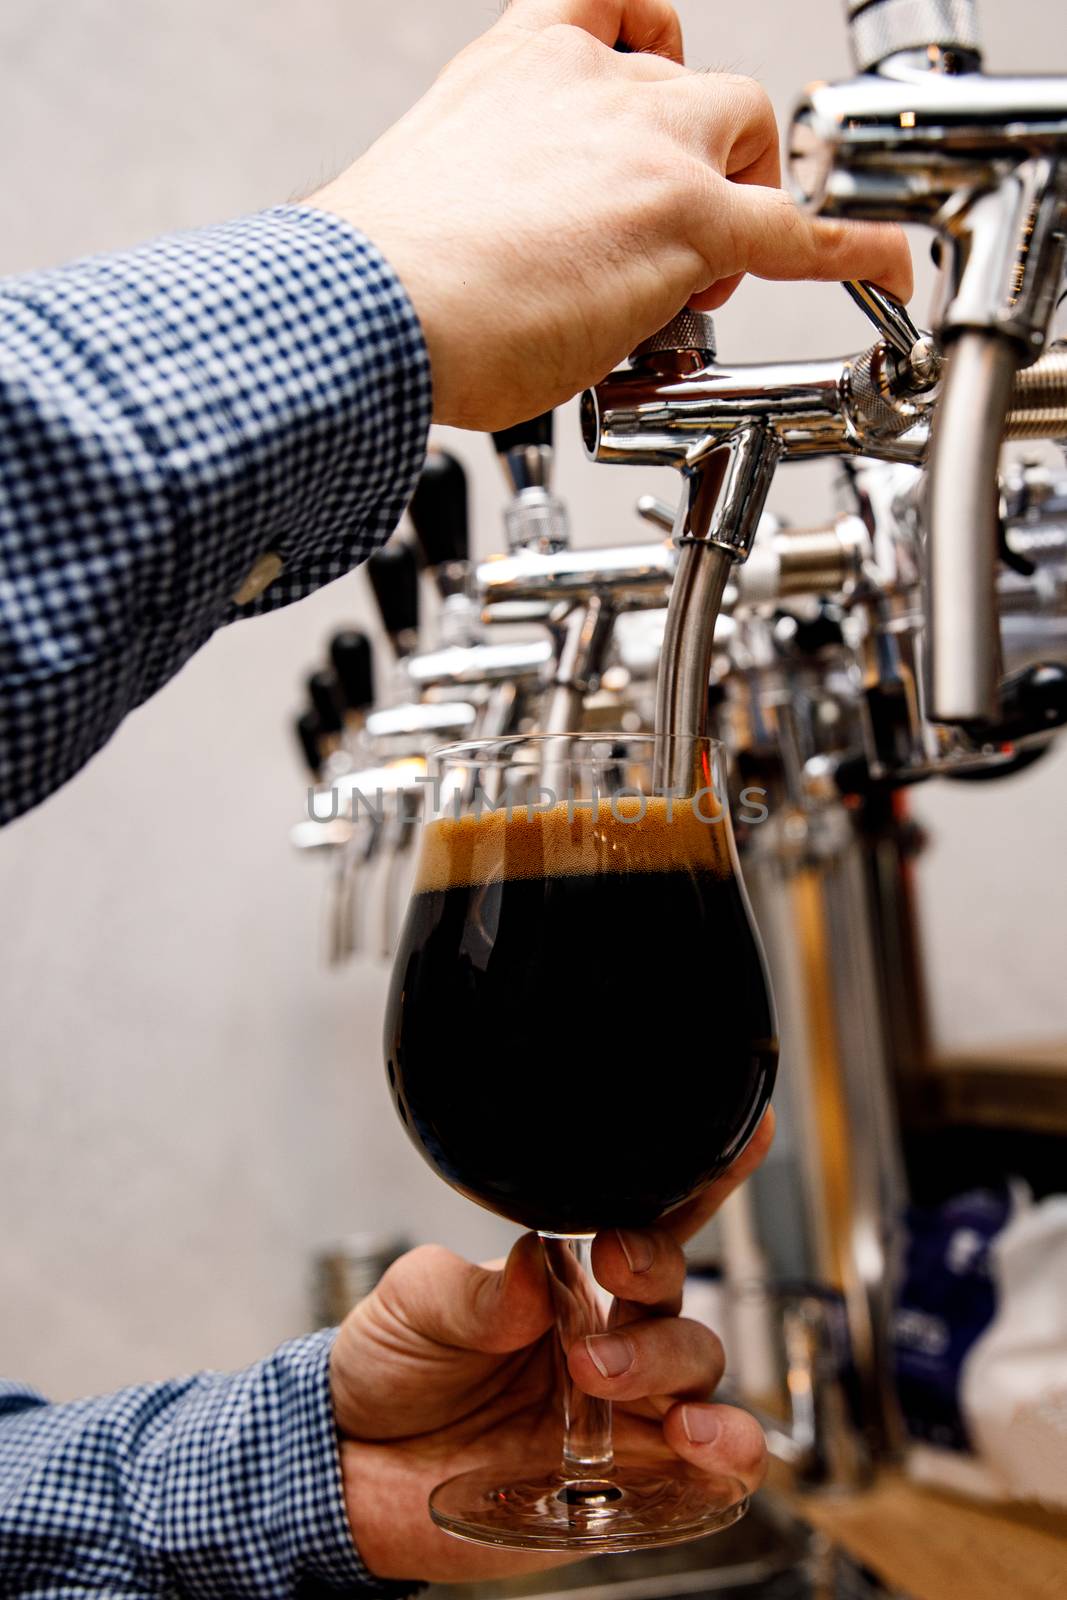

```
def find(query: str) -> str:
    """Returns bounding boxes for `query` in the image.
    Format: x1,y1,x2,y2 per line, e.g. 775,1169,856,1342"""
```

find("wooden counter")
770,1467,1067,1600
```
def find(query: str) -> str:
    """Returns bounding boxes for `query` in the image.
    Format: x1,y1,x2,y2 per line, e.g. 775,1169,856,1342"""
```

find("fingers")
568,1313,725,1404
501,0,684,61
663,1400,768,1495
717,183,914,301
680,73,780,188
689,272,744,311
660,1106,777,1245
590,1224,689,1312
374,1234,552,1356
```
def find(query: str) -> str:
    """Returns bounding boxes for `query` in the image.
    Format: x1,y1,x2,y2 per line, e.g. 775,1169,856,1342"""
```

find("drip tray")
429,1494,814,1600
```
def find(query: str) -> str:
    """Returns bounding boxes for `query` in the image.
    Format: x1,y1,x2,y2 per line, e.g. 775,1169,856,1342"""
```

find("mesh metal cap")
845,0,980,72
632,310,717,362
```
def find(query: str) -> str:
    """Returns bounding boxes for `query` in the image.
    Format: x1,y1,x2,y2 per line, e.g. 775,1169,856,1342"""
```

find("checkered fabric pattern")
0,205,432,825
0,1329,421,1598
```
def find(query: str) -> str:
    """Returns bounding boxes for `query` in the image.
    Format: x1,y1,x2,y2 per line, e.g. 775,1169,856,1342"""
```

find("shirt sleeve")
0,204,432,826
0,1329,422,1599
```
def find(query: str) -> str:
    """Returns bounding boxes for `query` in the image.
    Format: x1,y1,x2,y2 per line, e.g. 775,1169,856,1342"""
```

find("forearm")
0,1331,416,1599
0,205,431,825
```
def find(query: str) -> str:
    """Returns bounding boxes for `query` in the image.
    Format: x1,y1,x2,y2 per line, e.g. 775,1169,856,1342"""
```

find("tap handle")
329,629,375,712
295,709,323,776
409,449,469,567
843,0,980,73
632,309,716,362
844,280,922,356
307,670,345,736
491,411,554,457
367,539,420,647
492,411,556,499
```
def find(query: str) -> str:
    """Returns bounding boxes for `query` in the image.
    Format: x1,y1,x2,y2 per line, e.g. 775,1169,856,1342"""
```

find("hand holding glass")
384,735,777,1550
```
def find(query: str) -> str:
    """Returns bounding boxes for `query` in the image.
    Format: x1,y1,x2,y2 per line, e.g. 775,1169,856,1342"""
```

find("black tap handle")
295,710,323,776
367,540,419,640
329,629,375,712
307,670,345,736
491,411,554,458
409,451,469,567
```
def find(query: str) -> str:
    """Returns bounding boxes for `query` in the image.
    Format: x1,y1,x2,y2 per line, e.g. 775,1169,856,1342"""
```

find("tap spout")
653,425,782,793
926,331,1016,723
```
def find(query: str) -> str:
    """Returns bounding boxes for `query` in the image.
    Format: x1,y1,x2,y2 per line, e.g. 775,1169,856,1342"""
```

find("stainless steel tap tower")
288,0,1067,1493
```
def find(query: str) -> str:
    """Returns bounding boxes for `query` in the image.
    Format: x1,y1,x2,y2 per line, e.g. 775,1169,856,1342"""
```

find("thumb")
373,1233,553,1356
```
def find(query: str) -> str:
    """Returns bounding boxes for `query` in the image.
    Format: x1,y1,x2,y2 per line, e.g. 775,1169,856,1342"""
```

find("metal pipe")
790,75,1067,220
475,542,673,603
926,332,1017,723
543,597,617,736
654,542,733,792
653,426,781,792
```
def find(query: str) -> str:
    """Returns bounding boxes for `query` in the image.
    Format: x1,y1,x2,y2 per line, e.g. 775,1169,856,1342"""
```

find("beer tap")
492,410,568,553
317,630,377,960
291,670,363,960
408,447,481,648
367,537,420,666
584,290,1067,791
582,303,938,790
294,709,324,784
306,670,348,773
789,0,1067,724
403,446,546,738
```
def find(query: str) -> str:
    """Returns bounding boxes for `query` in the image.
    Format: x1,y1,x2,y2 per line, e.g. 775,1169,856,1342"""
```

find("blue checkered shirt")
0,207,432,1591
0,204,432,824
0,1330,420,1598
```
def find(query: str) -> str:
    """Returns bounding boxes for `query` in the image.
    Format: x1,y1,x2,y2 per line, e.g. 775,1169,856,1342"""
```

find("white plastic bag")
960,1195,1067,1508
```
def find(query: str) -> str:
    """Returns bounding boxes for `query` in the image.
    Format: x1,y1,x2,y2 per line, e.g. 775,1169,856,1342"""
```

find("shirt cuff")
273,1330,423,1598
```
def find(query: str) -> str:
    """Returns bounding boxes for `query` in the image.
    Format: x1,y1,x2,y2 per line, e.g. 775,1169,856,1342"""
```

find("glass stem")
540,1233,615,1476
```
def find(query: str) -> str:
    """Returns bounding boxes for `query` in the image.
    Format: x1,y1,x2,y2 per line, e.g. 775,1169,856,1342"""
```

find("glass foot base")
429,1460,749,1552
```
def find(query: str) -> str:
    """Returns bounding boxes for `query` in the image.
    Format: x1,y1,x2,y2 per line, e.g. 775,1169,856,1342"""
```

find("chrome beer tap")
582,302,943,791
789,0,1067,725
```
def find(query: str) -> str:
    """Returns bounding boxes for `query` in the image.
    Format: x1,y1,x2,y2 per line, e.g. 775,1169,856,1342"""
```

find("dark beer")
384,797,777,1235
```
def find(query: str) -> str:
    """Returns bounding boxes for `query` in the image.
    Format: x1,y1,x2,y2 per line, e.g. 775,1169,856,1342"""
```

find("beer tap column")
792,1,1067,723
928,159,1067,722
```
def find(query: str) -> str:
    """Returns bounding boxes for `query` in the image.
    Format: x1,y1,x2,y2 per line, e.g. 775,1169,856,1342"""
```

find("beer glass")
384,734,777,1551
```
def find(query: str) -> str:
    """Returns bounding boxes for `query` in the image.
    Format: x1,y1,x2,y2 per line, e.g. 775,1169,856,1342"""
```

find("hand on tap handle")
309,0,911,430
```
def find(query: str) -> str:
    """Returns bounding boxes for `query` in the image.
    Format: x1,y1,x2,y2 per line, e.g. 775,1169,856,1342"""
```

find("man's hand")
308,0,911,431
330,1108,775,1583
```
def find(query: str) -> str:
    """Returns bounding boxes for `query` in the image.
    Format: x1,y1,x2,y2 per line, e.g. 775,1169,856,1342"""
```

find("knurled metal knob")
845,0,979,73
632,310,717,363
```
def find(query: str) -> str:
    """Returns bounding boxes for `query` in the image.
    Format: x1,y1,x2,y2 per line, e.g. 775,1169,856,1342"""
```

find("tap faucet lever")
844,280,922,359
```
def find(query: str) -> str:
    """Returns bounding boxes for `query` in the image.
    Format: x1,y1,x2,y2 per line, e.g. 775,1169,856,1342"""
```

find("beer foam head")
414,794,733,891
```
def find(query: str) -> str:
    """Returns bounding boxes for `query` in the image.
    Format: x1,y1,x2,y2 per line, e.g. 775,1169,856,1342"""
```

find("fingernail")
615,1229,654,1274
586,1333,635,1378
682,1405,721,1446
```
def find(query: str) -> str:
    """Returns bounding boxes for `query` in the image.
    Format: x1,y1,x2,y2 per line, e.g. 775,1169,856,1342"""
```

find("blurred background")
1,0,1065,1403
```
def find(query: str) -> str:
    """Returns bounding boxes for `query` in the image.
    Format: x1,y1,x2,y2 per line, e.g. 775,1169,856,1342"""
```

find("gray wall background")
2,0,1065,1400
